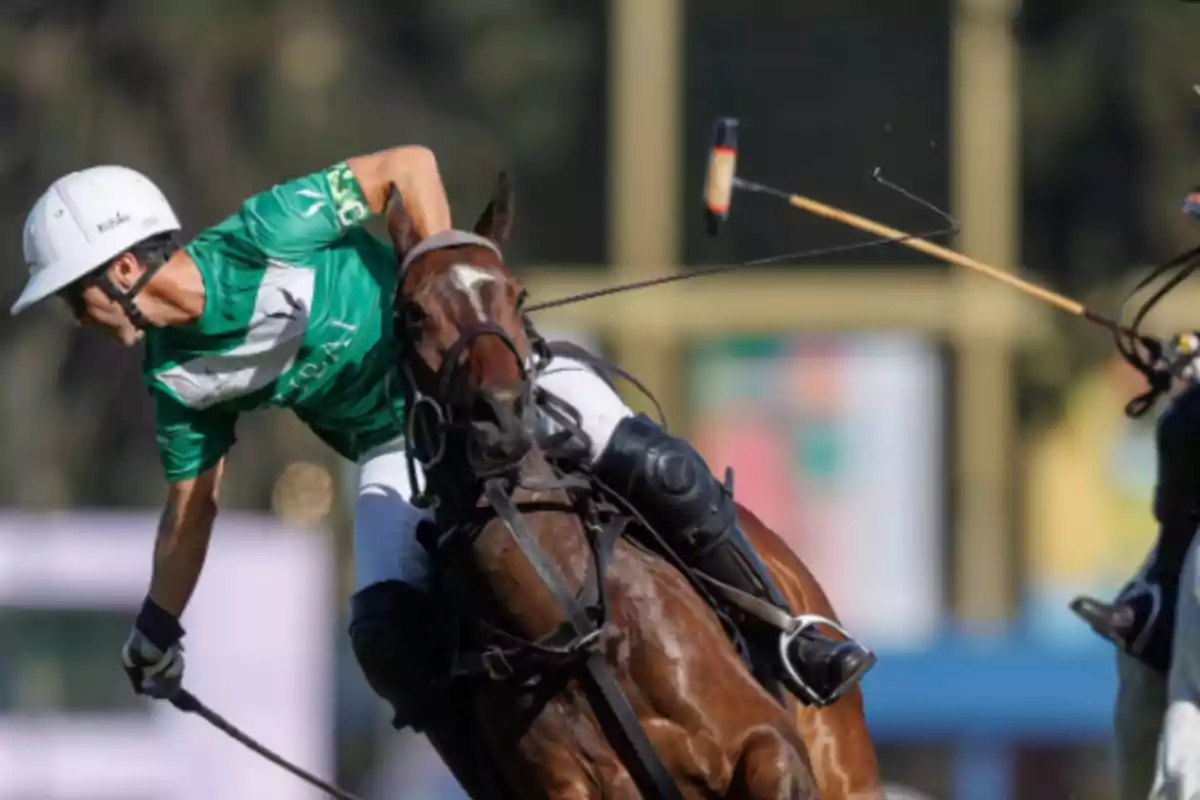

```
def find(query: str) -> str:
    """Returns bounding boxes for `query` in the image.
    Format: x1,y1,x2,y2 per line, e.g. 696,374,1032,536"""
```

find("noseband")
395,230,534,503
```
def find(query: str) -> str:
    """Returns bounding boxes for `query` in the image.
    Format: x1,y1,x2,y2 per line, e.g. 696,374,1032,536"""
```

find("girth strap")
484,480,683,800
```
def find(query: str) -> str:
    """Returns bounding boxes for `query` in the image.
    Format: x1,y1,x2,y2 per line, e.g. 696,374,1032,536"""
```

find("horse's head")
389,171,535,485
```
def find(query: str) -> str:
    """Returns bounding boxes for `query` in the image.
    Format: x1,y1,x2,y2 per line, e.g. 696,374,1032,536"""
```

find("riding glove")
121,598,186,699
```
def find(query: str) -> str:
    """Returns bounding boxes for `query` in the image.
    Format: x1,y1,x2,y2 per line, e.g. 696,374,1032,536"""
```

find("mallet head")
703,117,739,236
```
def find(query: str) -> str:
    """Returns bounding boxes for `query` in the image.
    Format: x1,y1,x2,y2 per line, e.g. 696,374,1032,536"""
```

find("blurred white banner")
0,511,335,800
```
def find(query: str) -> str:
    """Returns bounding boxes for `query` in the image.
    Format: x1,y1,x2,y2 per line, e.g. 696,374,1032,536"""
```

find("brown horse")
385,174,882,800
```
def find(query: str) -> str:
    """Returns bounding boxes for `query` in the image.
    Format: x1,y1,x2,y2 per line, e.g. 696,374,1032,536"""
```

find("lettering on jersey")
326,163,368,229
449,263,499,321
155,262,315,409
286,325,357,392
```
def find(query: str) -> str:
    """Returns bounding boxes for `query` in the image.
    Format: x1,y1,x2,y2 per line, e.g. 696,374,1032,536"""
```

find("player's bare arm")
148,459,225,617
347,146,452,240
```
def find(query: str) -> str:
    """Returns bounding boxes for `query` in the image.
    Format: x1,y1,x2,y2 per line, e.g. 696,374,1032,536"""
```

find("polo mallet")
700,116,1185,416
170,689,362,800
704,117,1121,324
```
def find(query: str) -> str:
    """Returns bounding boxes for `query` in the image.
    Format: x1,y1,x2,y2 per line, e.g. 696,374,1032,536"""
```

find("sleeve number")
327,164,369,229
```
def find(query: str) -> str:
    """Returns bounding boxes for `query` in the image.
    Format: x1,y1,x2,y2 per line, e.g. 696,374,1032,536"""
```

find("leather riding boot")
350,583,521,799
1072,546,1178,674
594,414,875,706
349,580,443,730
1071,382,1200,674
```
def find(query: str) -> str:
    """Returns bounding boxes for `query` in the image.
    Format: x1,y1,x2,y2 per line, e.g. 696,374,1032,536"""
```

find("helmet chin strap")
93,259,168,331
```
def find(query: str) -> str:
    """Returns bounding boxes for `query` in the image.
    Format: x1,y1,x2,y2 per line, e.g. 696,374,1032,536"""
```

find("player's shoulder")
184,208,266,270
248,162,368,231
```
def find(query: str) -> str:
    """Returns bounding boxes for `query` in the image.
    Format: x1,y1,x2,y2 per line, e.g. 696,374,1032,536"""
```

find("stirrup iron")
778,614,858,708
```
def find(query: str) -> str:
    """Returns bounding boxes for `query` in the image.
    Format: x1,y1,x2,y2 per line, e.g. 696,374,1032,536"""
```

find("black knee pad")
596,415,790,610
595,413,734,543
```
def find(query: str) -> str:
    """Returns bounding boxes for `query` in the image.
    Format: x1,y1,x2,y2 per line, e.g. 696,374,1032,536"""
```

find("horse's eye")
516,290,529,310
404,304,427,329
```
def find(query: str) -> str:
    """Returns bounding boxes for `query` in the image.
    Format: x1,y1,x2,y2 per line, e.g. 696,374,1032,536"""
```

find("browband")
399,229,502,275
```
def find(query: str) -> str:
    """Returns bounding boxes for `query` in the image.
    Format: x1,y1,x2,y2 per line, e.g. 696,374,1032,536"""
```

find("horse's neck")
472,449,593,638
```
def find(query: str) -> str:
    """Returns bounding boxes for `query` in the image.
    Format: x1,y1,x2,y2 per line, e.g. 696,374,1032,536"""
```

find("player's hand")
121,627,185,699
121,598,186,699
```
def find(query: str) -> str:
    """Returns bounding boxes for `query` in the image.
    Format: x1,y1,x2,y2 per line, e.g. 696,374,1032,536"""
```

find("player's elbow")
348,145,443,214
381,145,441,192
384,144,438,171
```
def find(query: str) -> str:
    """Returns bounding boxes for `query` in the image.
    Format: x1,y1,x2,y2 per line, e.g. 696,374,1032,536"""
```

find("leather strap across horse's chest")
484,481,684,800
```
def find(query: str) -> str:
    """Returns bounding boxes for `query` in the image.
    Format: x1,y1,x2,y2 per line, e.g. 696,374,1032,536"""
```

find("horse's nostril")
472,386,524,426
468,385,533,467
471,392,502,426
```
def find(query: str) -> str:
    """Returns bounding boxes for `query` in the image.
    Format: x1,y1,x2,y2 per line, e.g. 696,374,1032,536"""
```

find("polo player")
10,150,874,730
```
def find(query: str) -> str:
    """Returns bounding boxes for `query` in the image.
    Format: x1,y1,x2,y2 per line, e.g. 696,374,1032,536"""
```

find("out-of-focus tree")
0,0,604,512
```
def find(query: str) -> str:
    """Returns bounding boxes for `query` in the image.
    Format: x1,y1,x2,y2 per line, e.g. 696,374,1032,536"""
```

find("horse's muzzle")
472,384,525,426
467,385,533,470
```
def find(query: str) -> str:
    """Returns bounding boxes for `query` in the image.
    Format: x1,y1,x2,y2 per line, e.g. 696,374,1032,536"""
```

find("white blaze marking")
450,263,498,320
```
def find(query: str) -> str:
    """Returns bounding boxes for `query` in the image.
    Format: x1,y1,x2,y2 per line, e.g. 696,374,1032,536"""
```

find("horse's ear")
385,186,421,263
473,170,514,246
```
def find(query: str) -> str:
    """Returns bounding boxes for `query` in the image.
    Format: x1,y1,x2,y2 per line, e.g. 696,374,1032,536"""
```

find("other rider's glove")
121,597,186,700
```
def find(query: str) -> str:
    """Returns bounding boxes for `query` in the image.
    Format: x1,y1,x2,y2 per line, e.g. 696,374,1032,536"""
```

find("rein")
418,451,684,800
525,169,958,313
1111,243,1200,417
398,319,534,506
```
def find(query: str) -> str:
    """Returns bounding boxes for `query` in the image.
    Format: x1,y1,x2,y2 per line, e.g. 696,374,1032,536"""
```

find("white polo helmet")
12,165,181,315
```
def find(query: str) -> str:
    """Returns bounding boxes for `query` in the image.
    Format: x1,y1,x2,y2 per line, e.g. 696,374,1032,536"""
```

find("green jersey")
143,162,406,482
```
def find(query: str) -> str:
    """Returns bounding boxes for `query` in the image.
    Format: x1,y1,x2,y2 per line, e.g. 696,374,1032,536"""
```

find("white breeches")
1114,536,1200,800
351,356,635,593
